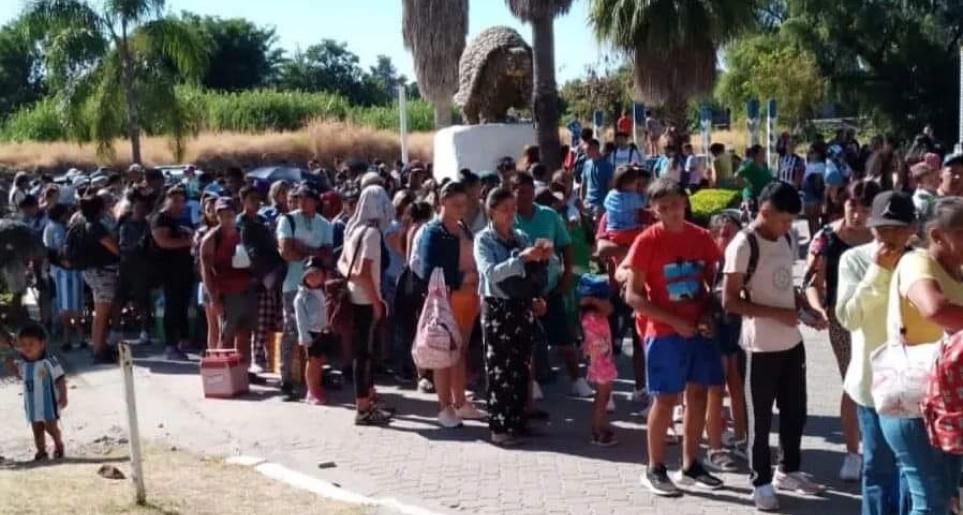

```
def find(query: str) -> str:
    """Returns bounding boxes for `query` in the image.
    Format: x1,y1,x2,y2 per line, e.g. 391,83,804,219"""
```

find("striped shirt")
18,356,64,422
777,154,805,186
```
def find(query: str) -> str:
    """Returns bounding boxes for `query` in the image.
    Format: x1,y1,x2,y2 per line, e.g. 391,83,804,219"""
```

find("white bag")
411,268,462,370
870,267,942,418
231,243,251,269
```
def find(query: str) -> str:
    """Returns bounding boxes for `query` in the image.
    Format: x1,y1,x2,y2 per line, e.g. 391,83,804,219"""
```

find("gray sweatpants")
280,290,298,384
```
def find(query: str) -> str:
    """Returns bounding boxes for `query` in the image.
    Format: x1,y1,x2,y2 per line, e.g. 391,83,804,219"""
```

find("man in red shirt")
617,109,632,137
624,178,724,496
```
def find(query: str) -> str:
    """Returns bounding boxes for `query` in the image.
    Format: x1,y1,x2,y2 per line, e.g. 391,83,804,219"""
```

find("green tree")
715,33,828,129
25,0,207,162
559,65,632,124
181,13,282,91
506,0,573,172
589,0,757,129
275,40,388,106
776,0,963,138
402,0,468,128
0,19,45,119
369,54,399,96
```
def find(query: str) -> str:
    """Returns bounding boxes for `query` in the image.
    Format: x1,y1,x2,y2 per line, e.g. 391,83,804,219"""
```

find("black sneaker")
279,382,298,401
355,408,392,426
641,463,682,497
673,461,724,490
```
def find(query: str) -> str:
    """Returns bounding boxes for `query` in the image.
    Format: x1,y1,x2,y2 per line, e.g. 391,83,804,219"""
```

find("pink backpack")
411,268,462,370
922,330,963,454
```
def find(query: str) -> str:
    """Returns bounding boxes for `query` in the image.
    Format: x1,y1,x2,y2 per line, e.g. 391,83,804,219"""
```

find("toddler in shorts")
294,257,333,405
577,274,618,447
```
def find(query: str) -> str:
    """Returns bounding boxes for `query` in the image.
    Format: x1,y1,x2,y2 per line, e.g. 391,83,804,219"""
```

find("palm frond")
24,0,108,87
87,51,125,159
401,0,468,104
505,0,574,22
104,0,166,25
131,17,208,80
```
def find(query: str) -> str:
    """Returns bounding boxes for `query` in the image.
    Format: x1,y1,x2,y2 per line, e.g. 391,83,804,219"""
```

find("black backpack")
62,221,92,270
741,228,793,301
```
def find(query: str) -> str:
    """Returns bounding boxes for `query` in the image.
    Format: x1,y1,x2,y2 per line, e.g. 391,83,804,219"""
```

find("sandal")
53,445,64,459
590,429,620,447
33,451,48,461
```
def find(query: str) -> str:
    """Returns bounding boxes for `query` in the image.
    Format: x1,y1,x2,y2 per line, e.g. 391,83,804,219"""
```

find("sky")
0,0,616,83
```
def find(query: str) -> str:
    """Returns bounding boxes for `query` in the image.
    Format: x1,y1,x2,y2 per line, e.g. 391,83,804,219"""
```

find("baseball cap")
868,191,917,228
944,152,963,167
214,196,236,213
293,184,318,200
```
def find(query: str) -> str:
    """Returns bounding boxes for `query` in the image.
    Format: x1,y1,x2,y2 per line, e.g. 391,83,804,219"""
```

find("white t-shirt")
276,211,333,293
723,229,801,353
339,226,382,305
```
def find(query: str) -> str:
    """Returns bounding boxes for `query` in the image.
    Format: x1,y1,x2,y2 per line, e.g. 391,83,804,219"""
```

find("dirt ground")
0,437,369,515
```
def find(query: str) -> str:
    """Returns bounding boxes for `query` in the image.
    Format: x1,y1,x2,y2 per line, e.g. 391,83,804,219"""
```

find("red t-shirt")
626,221,720,338
617,116,632,135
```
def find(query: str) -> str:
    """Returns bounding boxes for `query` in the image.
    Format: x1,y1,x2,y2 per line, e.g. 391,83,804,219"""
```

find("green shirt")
514,204,571,291
737,161,773,200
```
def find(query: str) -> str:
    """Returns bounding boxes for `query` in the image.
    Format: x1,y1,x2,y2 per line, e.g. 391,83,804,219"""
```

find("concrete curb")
227,455,440,515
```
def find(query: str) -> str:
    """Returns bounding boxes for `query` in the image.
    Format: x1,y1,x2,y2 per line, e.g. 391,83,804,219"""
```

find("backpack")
741,228,793,300
62,221,93,271
411,267,462,370
922,331,963,453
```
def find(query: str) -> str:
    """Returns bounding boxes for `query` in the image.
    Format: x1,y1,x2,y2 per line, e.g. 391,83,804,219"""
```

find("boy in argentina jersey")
5,324,67,460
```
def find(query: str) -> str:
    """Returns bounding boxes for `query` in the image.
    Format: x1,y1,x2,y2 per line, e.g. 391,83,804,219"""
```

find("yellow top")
894,249,963,345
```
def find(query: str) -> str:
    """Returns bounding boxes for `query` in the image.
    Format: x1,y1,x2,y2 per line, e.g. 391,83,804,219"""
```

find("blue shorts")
644,334,724,395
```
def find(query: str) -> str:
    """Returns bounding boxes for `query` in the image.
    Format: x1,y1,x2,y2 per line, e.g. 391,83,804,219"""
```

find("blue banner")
699,105,712,124
632,102,645,125
567,119,581,147
767,99,777,119
592,110,604,129
747,99,760,120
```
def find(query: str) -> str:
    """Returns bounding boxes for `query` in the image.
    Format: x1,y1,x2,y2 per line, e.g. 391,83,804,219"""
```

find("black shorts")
307,330,339,358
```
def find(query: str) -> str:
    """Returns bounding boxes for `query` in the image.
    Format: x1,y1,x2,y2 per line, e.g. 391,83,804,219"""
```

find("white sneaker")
532,381,544,401
673,404,684,423
630,388,648,402
455,403,487,420
137,330,150,345
606,395,616,413
248,364,264,374
774,470,827,495
839,453,861,482
437,407,463,428
571,377,595,398
753,484,780,511
417,378,435,393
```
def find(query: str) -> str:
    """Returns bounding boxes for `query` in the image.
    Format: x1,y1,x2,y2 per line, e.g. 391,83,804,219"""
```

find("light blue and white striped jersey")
18,356,64,423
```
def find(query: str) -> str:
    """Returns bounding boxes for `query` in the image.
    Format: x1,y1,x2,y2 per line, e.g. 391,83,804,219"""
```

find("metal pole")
767,99,778,171
119,343,146,505
747,99,760,149
958,44,962,153
398,86,409,164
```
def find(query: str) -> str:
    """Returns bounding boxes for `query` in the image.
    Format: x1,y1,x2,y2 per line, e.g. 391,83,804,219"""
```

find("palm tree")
506,0,572,172
589,0,755,130
25,0,207,163
402,0,468,129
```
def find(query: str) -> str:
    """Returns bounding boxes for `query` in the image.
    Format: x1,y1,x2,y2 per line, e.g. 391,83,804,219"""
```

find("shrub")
198,87,351,132
348,101,435,132
689,188,741,227
1,98,66,142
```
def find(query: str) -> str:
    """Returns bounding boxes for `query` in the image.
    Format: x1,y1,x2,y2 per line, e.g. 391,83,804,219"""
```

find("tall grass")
0,87,437,143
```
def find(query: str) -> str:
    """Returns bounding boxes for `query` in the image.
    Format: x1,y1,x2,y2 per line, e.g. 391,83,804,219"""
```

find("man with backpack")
236,186,284,376
609,131,643,169
276,185,333,399
721,181,828,511
114,188,154,345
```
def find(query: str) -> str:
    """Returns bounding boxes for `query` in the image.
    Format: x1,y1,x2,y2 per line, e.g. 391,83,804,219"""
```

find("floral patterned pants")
482,297,534,435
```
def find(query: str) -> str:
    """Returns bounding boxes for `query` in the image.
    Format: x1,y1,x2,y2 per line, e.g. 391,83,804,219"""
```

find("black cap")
868,191,917,228
293,184,317,200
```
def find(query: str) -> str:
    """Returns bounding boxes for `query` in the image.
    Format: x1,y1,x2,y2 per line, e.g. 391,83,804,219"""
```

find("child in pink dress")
578,274,618,446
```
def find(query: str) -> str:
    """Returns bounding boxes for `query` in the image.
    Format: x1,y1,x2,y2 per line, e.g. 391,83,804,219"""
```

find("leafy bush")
198,88,350,132
1,97,65,142
347,101,435,132
689,188,741,227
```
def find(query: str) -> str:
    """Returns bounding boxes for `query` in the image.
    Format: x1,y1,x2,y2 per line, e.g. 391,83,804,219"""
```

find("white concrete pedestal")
432,124,536,181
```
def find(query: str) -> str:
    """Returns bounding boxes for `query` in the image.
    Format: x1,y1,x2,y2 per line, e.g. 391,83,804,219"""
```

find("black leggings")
160,265,192,347
350,303,377,402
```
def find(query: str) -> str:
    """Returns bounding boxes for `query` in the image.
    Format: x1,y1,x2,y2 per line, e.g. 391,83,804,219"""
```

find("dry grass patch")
0,442,369,515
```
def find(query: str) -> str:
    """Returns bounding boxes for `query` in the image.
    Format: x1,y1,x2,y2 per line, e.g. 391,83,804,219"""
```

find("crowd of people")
4,117,963,513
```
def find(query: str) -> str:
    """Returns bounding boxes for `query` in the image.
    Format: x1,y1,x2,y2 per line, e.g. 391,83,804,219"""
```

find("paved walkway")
0,230,860,514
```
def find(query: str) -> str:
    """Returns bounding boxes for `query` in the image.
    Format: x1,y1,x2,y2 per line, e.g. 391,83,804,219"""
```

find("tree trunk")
119,25,142,164
531,15,562,172
663,93,690,149
433,97,453,129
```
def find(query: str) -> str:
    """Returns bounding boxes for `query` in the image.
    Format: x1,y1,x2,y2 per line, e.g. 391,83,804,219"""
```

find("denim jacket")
416,219,468,289
473,226,530,299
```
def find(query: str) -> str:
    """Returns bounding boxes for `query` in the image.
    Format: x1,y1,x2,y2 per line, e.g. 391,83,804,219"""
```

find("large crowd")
4,115,963,513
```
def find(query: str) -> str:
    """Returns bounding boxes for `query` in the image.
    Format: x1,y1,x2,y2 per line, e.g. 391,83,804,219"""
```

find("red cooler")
200,349,249,398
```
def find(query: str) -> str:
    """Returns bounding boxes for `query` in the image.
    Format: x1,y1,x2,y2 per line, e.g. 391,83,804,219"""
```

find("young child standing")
6,324,67,460
294,257,331,405
577,274,619,447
